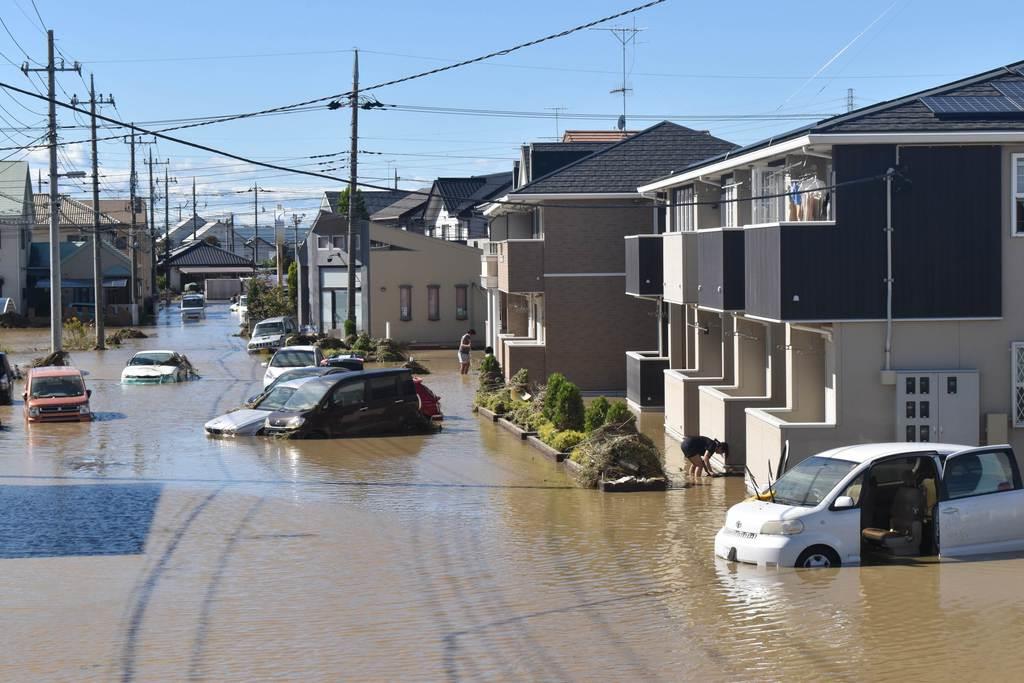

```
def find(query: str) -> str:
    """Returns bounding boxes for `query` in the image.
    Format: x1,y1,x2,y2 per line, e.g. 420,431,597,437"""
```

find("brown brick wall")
498,240,544,293
542,200,652,274
544,276,658,392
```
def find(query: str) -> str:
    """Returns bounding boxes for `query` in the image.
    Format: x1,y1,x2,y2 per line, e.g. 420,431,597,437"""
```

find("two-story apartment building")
629,60,1024,484
483,122,736,392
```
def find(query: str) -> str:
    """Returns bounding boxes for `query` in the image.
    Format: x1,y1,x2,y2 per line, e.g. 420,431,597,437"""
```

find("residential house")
367,189,430,231
420,172,513,245
36,194,154,304
26,240,135,324
482,122,736,393
159,215,206,248
633,59,1024,484
0,162,33,314
160,239,254,291
321,189,413,218
297,210,484,345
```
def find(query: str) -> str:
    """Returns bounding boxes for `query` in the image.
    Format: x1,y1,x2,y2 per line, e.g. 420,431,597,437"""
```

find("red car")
414,377,442,422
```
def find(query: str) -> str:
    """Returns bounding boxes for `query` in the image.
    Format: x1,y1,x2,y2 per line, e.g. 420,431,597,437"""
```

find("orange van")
23,366,92,422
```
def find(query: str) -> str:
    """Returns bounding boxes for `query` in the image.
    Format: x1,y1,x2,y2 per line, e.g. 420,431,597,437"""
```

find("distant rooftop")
560,130,638,143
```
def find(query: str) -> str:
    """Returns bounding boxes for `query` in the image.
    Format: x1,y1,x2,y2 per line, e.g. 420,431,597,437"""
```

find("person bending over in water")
681,435,727,477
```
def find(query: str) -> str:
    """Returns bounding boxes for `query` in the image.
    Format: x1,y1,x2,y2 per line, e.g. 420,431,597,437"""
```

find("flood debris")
31,351,70,367
0,311,30,328
404,357,430,374
105,328,149,346
570,419,668,490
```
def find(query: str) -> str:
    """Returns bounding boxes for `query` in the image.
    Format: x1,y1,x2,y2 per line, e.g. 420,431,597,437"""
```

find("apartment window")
1014,154,1024,235
455,285,468,320
721,175,738,227
332,235,347,250
1014,342,1024,427
399,285,412,321
671,186,694,232
427,285,440,321
752,165,785,223
318,235,330,250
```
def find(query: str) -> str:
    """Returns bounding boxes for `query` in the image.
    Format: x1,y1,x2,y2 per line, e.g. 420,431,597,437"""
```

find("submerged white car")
204,375,316,437
180,294,206,321
716,443,1024,569
247,316,296,353
261,345,324,387
121,350,196,384
230,295,248,313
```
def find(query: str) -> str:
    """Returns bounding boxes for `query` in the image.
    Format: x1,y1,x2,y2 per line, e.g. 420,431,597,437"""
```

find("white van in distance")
180,294,205,320
716,443,1024,568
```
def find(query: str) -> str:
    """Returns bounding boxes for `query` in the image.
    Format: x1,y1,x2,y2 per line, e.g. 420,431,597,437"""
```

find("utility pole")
847,88,855,113
122,129,154,313
144,153,168,306
191,177,197,239
163,169,171,261
75,74,113,349
347,49,359,330
23,30,80,353
228,212,235,253
247,184,265,267
394,167,398,190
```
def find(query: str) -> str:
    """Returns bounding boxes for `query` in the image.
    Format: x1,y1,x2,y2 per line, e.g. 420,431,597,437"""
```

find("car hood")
204,408,270,435
724,499,812,532
122,365,176,378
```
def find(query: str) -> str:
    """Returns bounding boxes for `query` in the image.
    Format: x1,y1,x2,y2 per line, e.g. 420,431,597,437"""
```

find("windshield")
239,296,247,305
271,350,315,368
129,352,174,366
770,456,857,507
281,380,330,412
254,386,297,411
30,375,85,399
253,322,284,336
181,297,204,309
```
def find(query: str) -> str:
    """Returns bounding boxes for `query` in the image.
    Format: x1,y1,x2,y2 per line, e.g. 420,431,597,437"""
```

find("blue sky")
0,0,1021,228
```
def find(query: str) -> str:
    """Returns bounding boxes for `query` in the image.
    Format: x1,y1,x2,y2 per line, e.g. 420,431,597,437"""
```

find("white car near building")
180,293,206,321
715,443,1024,569
121,350,196,384
261,345,324,387
247,316,297,353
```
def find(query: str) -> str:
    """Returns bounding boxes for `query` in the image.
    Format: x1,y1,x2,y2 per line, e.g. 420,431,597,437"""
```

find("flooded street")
1,305,1023,681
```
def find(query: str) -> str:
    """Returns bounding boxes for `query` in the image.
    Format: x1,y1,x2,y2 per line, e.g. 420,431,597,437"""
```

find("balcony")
625,351,669,410
662,231,698,305
497,239,544,293
696,228,745,311
480,252,498,289
503,338,546,383
744,221,851,321
624,235,663,297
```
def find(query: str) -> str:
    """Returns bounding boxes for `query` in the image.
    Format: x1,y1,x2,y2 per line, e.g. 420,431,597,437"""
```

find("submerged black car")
262,368,428,438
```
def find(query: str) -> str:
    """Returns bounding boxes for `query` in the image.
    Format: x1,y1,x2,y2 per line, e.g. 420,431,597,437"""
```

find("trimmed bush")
351,332,374,354
550,430,587,453
550,381,584,432
478,354,503,390
603,400,634,428
509,367,529,395
375,338,406,362
316,337,347,350
344,318,357,338
584,396,611,432
542,373,569,421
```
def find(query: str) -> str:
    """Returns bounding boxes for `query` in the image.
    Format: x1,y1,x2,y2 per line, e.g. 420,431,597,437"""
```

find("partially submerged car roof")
814,442,971,464
29,365,84,377
275,375,321,389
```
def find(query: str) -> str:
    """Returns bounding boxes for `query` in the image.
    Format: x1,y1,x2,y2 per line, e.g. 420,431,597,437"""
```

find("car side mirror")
833,495,855,510
86,389,92,398
261,362,268,368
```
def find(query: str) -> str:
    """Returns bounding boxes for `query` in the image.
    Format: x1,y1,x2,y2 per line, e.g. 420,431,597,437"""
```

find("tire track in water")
118,485,227,682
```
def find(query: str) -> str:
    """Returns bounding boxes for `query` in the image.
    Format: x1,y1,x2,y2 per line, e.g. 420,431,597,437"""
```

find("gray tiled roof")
324,189,411,217
434,172,512,215
33,194,119,228
513,122,738,195
370,188,429,220
163,239,253,267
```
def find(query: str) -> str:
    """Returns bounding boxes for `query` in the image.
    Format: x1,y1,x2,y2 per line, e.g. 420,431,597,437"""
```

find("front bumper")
714,527,799,568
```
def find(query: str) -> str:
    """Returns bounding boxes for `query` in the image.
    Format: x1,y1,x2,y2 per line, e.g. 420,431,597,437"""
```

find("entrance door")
937,446,1024,557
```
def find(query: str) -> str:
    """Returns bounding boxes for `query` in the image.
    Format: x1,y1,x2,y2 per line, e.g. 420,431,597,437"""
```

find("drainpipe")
884,168,894,371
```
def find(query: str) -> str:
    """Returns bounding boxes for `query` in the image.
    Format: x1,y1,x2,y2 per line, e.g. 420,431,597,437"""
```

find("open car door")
937,446,1024,558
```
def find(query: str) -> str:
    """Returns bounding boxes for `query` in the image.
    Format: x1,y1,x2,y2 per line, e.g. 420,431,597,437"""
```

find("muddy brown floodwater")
2,304,1024,681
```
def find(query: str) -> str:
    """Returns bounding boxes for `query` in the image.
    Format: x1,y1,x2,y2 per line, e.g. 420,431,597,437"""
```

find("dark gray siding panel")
697,230,724,309
722,231,745,311
625,236,662,296
891,146,1001,318
744,227,781,320
625,237,640,295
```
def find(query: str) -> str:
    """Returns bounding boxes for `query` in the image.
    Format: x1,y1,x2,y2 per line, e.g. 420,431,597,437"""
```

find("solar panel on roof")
994,80,1024,101
920,94,1024,116
1016,66,1024,78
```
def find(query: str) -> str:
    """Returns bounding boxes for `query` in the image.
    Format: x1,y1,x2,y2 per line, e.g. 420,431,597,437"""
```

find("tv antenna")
591,20,644,130
545,106,567,140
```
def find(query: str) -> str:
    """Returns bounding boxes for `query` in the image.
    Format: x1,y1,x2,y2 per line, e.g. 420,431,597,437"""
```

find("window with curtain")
721,175,738,227
455,285,468,320
427,285,440,321
399,285,412,321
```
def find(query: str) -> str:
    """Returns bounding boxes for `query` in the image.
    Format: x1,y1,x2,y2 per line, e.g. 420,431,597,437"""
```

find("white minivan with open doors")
715,443,1024,568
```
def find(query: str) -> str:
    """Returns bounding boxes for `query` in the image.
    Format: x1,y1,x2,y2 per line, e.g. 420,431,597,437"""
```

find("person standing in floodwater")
458,329,476,375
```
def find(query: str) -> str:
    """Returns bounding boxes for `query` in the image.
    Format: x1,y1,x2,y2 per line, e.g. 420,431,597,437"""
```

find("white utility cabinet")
895,370,979,446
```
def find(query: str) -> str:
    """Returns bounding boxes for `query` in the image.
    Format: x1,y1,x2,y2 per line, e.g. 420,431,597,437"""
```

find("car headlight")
265,416,304,430
28,406,40,417
78,404,91,415
759,519,804,536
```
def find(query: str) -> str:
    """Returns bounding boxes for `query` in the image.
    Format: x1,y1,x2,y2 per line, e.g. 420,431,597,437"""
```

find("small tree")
336,187,369,220
479,354,503,390
551,381,585,431
247,278,294,325
287,260,298,299
604,401,634,428
584,396,610,432
203,235,221,247
542,373,570,422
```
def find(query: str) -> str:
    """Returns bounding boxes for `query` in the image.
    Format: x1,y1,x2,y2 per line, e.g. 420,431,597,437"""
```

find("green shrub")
584,396,611,432
542,373,569,421
375,337,406,362
478,354,503,390
603,400,634,428
317,337,347,350
351,332,373,354
509,367,529,394
550,430,587,453
344,318,357,338
548,380,584,431
537,421,558,444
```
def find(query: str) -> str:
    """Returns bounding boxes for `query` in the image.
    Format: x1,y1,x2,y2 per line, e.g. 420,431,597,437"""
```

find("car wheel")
795,546,841,569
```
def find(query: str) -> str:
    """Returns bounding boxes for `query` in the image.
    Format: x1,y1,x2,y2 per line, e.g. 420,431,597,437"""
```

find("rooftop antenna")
545,106,567,140
591,19,644,130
